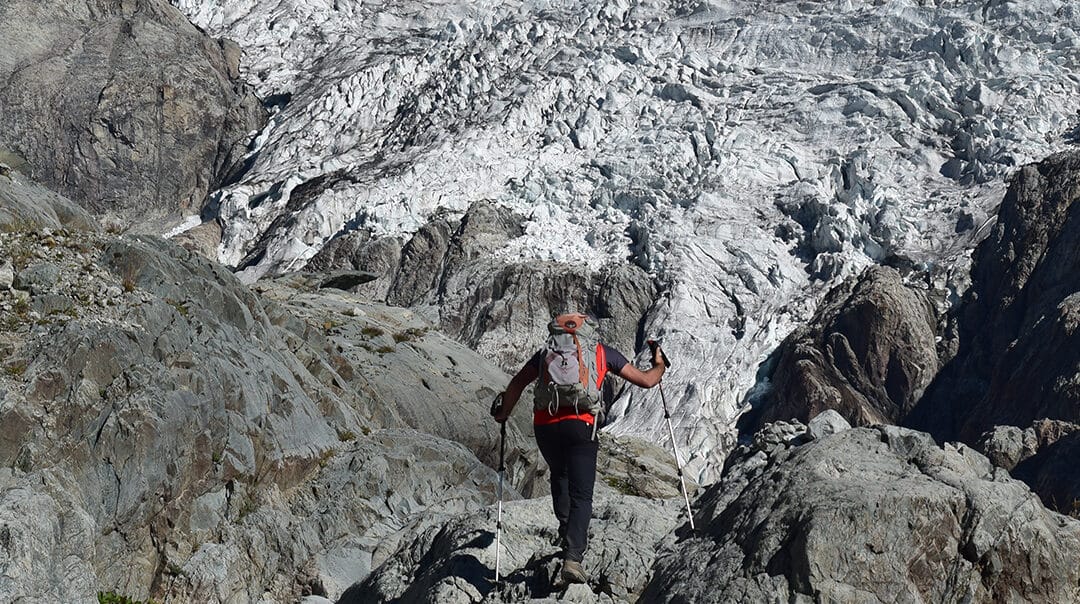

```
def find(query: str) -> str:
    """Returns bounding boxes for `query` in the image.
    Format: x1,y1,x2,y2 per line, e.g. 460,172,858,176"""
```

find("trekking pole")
489,394,507,585
648,340,695,531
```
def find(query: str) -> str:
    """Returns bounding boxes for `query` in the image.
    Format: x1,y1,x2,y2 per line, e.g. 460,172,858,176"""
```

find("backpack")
532,313,608,417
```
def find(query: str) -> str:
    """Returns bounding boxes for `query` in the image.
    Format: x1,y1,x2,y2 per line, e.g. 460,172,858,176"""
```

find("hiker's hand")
647,339,671,369
648,341,665,368
490,393,507,423
490,393,510,423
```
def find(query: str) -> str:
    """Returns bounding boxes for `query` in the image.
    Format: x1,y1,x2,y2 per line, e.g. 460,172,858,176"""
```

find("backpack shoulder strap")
595,342,608,388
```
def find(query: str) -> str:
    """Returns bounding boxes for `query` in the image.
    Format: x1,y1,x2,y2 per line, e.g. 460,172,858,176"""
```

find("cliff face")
0,0,264,233
910,152,1080,444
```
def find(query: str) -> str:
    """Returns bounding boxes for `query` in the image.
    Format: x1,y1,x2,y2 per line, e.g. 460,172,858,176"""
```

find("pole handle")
647,339,672,368
490,392,504,417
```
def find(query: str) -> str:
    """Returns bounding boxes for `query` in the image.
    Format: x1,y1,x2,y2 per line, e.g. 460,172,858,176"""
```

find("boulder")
642,423,1080,603
979,420,1080,515
977,424,1037,471
806,409,852,441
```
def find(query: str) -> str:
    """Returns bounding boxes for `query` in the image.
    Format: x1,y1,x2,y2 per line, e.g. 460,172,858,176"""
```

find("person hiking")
491,312,668,585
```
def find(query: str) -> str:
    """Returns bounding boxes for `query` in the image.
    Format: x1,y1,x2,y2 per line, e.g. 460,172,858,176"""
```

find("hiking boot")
561,559,587,584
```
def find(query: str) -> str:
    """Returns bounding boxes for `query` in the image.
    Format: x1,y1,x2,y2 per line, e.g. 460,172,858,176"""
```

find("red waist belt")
533,408,595,426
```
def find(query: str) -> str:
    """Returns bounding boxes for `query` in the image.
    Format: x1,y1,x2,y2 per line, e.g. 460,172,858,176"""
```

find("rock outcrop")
0,173,98,233
0,177,518,602
643,421,1080,603
745,265,941,431
1013,432,1080,518
979,421,1080,517
309,200,659,372
0,0,264,232
343,494,684,603
909,151,1080,443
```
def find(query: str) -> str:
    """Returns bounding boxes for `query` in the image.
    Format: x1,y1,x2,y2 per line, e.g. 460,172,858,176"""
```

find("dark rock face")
0,0,264,231
1013,431,1080,517
748,265,940,430
387,212,458,307
304,229,404,301
910,151,1080,443
979,420,1080,516
642,422,1080,603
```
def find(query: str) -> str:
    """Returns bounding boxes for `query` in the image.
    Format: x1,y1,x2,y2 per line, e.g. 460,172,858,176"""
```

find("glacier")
168,0,1080,480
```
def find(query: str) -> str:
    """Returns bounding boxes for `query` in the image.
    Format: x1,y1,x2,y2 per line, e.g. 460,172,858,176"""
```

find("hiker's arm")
494,362,538,423
617,345,667,388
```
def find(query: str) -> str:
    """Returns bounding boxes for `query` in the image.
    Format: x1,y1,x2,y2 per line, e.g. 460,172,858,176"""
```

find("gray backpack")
532,314,607,416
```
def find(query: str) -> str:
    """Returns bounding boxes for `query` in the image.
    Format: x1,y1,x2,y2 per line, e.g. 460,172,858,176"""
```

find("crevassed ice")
169,0,1080,480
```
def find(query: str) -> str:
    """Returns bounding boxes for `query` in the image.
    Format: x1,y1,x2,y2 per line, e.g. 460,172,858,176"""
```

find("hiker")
491,312,667,585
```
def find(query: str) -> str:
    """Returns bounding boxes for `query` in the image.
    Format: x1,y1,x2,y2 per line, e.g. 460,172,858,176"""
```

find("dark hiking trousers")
534,419,598,563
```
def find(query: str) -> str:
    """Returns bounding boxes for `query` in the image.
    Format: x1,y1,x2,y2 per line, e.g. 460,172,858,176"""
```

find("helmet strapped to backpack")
533,313,607,417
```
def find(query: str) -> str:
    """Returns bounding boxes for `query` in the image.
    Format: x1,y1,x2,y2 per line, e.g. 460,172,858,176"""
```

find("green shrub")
165,299,189,317
392,327,428,343
360,325,385,338
337,429,356,442
97,591,157,604
604,475,639,496
4,360,27,377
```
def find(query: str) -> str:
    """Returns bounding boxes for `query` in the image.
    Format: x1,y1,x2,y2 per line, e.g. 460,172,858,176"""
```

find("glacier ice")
168,0,1080,480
